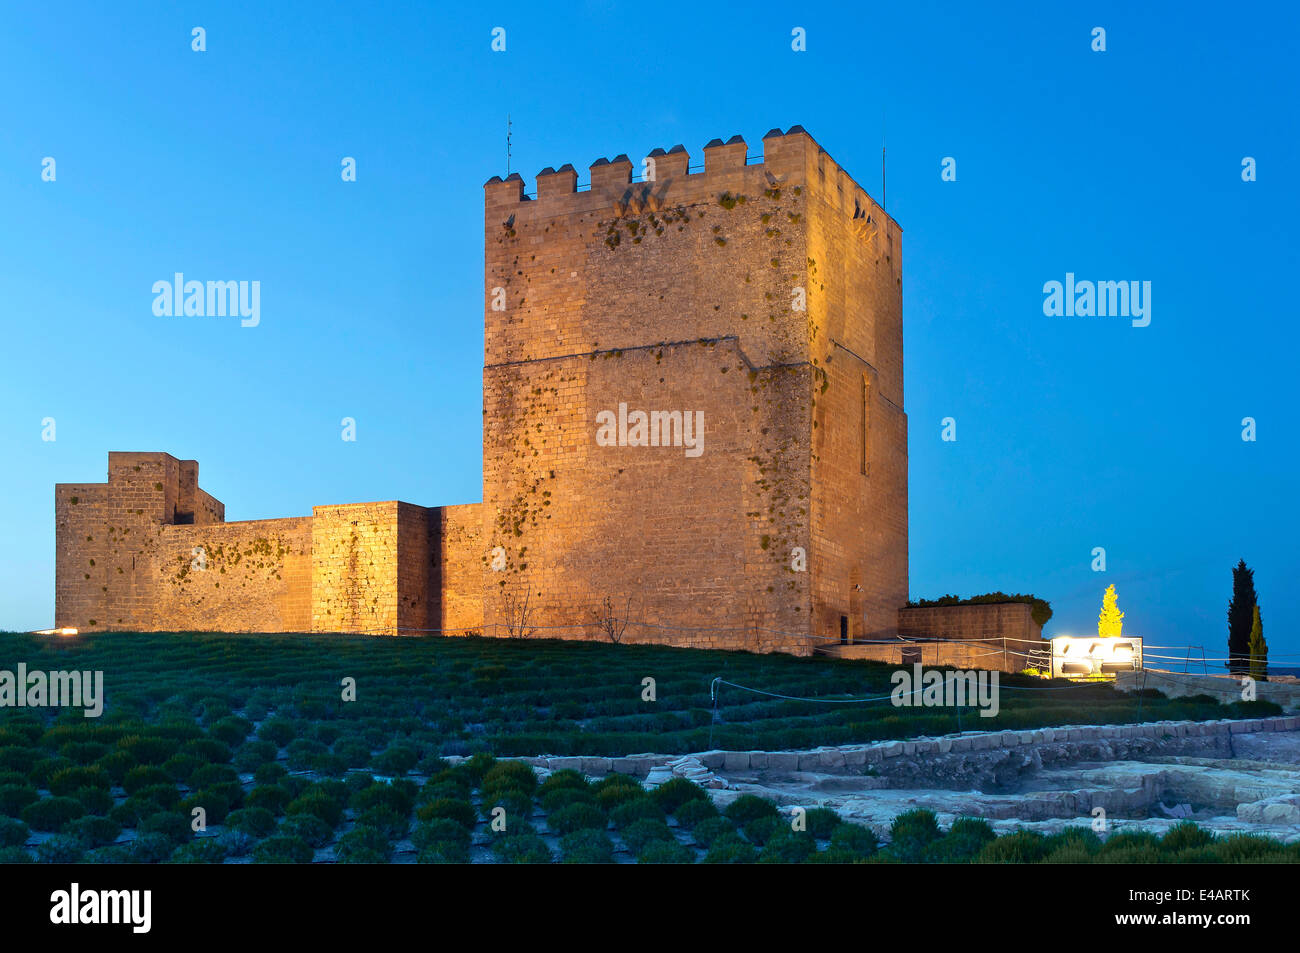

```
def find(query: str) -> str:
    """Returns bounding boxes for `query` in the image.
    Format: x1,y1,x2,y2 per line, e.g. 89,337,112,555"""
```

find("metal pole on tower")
881,108,887,211
506,114,512,176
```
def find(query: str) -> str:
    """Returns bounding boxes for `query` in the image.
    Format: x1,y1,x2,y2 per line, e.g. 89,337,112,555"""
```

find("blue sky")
1,1,1295,663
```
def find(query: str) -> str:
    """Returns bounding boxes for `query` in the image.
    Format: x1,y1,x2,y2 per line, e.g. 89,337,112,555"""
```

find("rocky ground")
644,720,1300,844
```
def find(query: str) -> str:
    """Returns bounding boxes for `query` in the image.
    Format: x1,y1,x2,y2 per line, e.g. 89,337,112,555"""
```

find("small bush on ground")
637,839,694,864
492,833,551,864
651,778,707,814
724,794,779,825
561,828,615,863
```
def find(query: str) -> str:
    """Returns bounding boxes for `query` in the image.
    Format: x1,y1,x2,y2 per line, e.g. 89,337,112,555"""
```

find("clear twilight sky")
1,2,1295,661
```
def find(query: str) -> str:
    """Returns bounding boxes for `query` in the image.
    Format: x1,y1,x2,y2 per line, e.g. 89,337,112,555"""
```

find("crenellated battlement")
484,126,899,235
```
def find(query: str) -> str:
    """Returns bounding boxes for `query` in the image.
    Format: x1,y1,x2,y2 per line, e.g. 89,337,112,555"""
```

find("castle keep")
55,126,909,654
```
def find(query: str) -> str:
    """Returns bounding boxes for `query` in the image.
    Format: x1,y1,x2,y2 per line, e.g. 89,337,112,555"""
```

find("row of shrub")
2,629,1280,765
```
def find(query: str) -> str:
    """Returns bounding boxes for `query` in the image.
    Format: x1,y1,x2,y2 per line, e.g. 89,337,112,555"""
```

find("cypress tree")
1248,605,1267,681
1227,560,1257,674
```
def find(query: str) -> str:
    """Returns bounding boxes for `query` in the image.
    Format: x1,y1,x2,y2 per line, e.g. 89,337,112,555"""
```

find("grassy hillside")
0,630,1282,864
0,630,1274,758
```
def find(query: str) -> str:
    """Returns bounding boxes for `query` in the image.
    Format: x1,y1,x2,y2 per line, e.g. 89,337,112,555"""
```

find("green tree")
1227,560,1257,674
1248,605,1267,681
1098,584,1124,638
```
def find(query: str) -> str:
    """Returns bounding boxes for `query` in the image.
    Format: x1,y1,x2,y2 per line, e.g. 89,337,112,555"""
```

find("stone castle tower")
54,126,907,654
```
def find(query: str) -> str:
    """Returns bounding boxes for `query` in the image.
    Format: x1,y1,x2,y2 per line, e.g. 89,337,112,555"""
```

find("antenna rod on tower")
881,108,887,211
506,114,512,176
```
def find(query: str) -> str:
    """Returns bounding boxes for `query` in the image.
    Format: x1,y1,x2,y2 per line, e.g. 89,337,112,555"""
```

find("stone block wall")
151,518,312,631
826,638,1037,674
898,602,1044,647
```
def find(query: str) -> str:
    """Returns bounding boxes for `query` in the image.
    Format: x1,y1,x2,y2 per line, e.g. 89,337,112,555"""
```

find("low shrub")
0,817,29,848
703,839,758,864
190,763,239,789
651,778,707,814
491,833,552,864
637,839,694,864
412,819,472,852
560,828,615,863
253,835,313,864
372,745,420,776
356,807,410,840
35,835,85,864
139,811,192,846
278,813,333,848
73,782,113,814
65,815,120,849
826,816,878,852
479,789,533,824
925,816,997,863
210,716,253,746
1210,833,1280,863
225,807,277,838
0,747,41,775
0,846,33,864
48,765,110,797
888,809,941,862
351,782,416,817
482,760,537,795
724,794,779,825
674,798,719,829
336,826,392,862
285,739,328,771
245,785,292,815
60,741,110,765
179,737,233,764
538,769,587,795
333,739,373,769
541,787,596,813
170,838,228,864
548,802,607,835
251,764,287,787
130,832,175,864
802,808,842,839
180,789,231,826
0,784,39,817
234,740,278,773
1100,830,1162,855
93,751,136,785
620,818,674,853
978,830,1050,864
1161,821,1214,853
1041,844,1097,864
258,718,296,747
132,783,181,810
416,798,476,829
286,792,344,829
594,779,644,810
417,841,470,863
692,816,738,848
122,765,172,795
610,796,664,828
21,796,85,832
461,753,497,785
162,753,203,783
760,830,815,864
118,735,178,766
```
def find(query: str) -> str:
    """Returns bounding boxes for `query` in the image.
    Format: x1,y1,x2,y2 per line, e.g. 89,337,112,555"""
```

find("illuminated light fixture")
1049,634,1142,679
34,627,79,636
